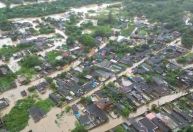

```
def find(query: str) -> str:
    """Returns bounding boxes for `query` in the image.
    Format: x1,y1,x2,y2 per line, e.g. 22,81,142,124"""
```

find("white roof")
55,56,63,60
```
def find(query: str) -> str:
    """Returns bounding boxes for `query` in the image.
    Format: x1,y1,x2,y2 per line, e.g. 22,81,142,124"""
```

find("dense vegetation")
0,0,119,20
71,122,88,132
38,24,55,34
79,34,96,48
114,125,126,132
0,72,16,92
20,55,42,68
46,50,73,67
3,97,34,132
177,52,193,64
0,44,32,61
18,55,43,79
94,26,112,37
181,29,193,48
123,0,193,48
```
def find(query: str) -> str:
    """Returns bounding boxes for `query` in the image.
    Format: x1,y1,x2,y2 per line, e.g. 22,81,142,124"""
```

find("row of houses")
66,40,193,130
133,45,192,89
110,94,193,132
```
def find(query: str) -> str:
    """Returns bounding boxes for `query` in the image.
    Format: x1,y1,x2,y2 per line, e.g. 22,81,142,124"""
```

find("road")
91,89,191,132
67,56,148,107
90,38,192,132
11,26,187,132
0,1,121,117
182,62,193,70
20,43,146,132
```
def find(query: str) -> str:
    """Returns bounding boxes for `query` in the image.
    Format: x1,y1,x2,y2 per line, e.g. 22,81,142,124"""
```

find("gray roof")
29,106,46,123
72,105,79,113
131,121,147,132
151,117,171,132
0,98,9,110
86,104,108,122
49,93,62,105
79,115,92,126
56,79,83,97
139,117,158,132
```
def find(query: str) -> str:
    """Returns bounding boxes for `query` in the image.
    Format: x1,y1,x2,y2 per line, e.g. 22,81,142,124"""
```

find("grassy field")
0,75,16,92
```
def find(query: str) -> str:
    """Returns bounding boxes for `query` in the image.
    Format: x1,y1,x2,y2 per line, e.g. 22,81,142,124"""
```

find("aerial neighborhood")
0,0,193,132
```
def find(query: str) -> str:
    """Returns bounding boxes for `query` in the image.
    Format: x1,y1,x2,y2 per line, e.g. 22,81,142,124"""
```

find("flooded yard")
22,108,77,132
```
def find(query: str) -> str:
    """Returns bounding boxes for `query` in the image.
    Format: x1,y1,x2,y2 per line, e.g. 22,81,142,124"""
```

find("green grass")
165,69,182,86
46,50,61,65
0,74,16,92
39,25,55,35
46,50,73,67
17,55,43,79
20,55,42,68
0,0,118,21
17,67,37,80
114,125,126,132
0,45,32,61
35,99,54,113
3,97,35,132
138,29,147,36
121,23,135,36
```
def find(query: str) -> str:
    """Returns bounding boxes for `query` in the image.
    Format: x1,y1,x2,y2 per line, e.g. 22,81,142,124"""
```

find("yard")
0,44,32,61
0,74,16,92
3,97,35,132
3,97,54,132
46,50,61,66
102,84,136,117
121,23,135,36
17,55,43,79
46,50,74,67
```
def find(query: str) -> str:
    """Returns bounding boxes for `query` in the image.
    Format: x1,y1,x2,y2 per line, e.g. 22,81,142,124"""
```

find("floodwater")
0,2,5,8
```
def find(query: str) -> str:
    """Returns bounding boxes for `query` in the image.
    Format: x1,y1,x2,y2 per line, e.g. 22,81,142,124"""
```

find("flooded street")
0,1,193,132
0,59,81,116
91,90,190,132
22,108,77,132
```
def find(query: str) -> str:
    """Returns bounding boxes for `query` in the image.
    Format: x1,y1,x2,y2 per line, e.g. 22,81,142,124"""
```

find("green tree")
121,107,130,117
80,96,92,105
178,125,193,132
184,126,193,132
181,29,193,48
45,77,53,84
50,82,57,91
67,36,76,46
71,122,88,132
94,26,111,37
20,55,42,68
65,106,71,113
151,104,160,113
79,34,95,48
114,126,126,132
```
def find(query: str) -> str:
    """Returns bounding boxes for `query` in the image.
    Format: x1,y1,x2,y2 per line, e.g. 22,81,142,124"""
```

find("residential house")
0,98,9,110
29,106,46,123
